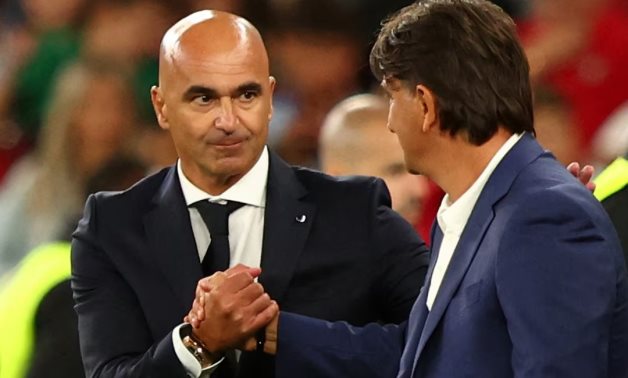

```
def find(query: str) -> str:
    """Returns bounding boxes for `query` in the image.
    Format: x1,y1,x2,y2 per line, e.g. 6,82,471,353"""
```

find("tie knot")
192,200,245,236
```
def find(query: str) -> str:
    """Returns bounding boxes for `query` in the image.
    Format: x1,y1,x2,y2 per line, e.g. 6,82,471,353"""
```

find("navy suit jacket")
276,135,628,378
71,151,429,378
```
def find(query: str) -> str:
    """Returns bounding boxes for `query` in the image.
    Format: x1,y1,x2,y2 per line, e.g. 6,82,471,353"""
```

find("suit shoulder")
512,158,600,213
292,166,387,194
90,167,170,210
501,159,615,238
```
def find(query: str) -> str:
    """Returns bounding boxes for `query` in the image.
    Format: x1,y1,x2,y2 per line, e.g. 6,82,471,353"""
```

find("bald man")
320,94,428,225
71,10,429,378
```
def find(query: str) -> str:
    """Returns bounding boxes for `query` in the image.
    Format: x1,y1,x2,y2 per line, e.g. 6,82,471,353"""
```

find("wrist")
180,325,223,369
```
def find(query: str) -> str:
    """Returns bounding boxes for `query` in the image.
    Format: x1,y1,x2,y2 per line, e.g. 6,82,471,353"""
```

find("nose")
386,116,395,134
214,97,236,133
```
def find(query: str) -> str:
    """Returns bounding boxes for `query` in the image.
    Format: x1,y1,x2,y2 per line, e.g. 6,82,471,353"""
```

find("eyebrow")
182,82,263,101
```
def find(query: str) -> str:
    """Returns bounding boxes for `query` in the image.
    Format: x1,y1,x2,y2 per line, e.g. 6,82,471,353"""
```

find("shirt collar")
437,132,523,235
177,147,269,208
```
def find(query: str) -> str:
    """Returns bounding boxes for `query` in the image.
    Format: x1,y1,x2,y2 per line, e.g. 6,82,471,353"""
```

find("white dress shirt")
172,147,269,377
426,133,523,310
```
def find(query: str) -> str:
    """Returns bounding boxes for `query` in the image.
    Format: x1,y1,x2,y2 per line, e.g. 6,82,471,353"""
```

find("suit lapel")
259,152,315,302
401,226,442,378
144,167,202,312
412,134,546,367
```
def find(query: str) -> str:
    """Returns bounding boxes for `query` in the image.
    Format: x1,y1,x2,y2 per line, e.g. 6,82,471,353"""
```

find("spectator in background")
0,0,88,143
0,0,88,181
0,156,147,378
264,0,363,168
77,0,179,171
0,62,138,276
532,85,581,165
320,93,428,226
519,0,628,160
79,0,179,124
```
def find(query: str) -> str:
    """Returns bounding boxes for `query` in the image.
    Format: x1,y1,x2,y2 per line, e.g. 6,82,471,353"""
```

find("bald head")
158,10,269,88
320,93,428,224
320,93,390,172
150,10,276,195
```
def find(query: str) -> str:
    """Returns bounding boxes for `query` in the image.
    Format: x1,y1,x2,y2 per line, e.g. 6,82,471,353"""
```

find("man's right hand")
183,265,278,353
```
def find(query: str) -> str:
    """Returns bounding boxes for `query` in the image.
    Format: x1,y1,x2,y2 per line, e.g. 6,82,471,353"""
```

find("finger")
578,164,594,183
246,267,262,279
245,301,279,334
225,264,252,275
196,282,205,298
245,293,272,315
237,282,266,304
197,292,207,321
219,270,258,294
200,272,227,291
566,162,580,177
226,264,262,280
189,314,199,329
191,297,202,316
241,337,258,352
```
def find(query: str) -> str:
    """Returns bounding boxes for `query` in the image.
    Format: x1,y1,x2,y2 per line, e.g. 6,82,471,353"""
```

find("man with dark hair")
227,1,628,377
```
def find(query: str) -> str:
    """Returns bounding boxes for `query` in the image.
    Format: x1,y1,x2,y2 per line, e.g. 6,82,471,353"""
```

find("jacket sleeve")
275,312,406,378
496,187,628,377
369,178,430,324
71,195,188,378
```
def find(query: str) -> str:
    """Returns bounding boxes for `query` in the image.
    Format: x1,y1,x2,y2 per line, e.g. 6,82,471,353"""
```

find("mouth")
213,138,245,151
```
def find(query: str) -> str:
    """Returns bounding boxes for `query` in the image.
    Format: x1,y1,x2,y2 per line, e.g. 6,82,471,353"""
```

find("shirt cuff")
172,323,224,377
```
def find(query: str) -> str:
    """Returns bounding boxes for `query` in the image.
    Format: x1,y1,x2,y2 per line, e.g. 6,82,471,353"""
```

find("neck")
180,163,249,196
429,129,513,203
199,174,244,196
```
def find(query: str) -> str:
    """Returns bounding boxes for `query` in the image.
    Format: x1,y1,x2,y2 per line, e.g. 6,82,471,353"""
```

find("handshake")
183,264,280,358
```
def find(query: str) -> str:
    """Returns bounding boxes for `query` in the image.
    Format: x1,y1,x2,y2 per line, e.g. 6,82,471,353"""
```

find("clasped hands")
183,264,279,358
180,163,596,361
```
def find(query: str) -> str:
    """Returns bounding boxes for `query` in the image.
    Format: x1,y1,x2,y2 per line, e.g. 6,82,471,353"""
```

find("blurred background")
0,0,626,271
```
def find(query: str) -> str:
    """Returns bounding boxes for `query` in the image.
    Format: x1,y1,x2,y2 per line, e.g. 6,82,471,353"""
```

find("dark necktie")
192,200,245,276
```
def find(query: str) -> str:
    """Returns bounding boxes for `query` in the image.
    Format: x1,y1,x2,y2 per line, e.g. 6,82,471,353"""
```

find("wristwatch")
180,326,221,371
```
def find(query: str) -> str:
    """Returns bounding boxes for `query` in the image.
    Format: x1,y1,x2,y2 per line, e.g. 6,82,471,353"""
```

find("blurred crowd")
0,0,626,278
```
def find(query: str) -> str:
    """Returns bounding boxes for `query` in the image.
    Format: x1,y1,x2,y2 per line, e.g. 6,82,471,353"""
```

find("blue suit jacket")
277,135,628,378
71,151,429,378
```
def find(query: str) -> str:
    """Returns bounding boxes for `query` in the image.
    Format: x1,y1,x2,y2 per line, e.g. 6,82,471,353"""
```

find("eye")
192,94,217,106
239,90,258,103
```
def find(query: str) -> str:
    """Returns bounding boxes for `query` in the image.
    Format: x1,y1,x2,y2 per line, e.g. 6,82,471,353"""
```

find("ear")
268,76,276,121
415,84,438,133
151,86,170,130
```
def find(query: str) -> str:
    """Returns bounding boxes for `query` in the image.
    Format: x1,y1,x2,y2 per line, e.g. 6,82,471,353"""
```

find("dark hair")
370,0,534,145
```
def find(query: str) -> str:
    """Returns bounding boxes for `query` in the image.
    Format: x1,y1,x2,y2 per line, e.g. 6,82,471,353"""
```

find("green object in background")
594,156,628,202
13,28,81,140
0,242,71,378
133,57,159,126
